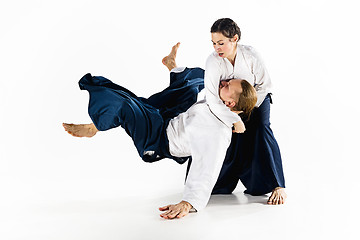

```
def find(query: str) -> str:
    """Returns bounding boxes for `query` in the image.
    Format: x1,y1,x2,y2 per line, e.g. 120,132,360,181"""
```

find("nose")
214,44,221,52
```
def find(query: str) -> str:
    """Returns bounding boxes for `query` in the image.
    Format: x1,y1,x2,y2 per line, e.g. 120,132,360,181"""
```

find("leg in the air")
162,42,180,71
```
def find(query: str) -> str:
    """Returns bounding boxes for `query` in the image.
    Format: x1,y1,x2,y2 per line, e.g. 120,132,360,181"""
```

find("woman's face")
211,32,237,59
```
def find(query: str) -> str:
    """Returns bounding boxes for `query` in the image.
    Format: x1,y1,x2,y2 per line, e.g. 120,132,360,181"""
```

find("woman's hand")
159,201,193,219
233,120,245,133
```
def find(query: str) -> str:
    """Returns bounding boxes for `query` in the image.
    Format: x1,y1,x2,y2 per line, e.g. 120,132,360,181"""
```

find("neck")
227,44,237,66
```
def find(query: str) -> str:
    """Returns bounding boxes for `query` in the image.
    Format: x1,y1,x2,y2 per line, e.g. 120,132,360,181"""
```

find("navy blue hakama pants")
211,94,286,195
79,67,285,196
78,68,204,164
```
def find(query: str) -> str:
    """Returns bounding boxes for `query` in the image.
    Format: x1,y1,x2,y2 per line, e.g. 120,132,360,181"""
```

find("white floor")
0,183,357,240
0,128,358,240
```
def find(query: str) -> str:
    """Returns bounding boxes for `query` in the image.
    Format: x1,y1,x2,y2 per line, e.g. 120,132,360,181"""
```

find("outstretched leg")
62,123,98,137
162,42,180,71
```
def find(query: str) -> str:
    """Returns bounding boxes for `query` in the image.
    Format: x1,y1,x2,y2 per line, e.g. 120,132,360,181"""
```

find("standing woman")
205,18,286,204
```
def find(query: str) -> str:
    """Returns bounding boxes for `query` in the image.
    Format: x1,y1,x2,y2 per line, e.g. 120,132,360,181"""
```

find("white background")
1,0,359,239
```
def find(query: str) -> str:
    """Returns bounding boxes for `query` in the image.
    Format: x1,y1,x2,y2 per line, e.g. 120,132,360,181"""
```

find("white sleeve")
204,56,241,128
249,48,272,107
170,66,186,73
182,123,231,211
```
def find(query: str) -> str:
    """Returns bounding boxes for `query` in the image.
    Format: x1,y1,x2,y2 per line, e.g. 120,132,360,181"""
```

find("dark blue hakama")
79,68,285,195
78,68,204,164
211,94,285,195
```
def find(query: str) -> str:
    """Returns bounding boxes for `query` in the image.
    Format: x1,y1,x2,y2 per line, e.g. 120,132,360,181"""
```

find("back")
166,100,231,158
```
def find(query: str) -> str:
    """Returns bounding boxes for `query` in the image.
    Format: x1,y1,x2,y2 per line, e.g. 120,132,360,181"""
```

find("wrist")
233,121,242,126
181,200,192,208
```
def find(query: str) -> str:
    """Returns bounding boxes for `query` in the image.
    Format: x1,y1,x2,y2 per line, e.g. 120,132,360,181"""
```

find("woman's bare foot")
162,42,180,71
267,187,287,205
62,123,98,138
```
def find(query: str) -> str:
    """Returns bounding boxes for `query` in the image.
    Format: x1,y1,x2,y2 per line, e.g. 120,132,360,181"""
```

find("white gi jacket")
205,44,272,127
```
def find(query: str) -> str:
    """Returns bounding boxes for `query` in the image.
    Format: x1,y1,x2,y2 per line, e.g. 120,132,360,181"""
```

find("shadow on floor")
208,192,269,206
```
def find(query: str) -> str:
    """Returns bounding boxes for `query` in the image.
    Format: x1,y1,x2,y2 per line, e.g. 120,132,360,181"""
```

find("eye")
219,43,224,45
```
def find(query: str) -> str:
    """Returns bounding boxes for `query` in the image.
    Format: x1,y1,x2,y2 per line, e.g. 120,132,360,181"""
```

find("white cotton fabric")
205,44,272,127
170,66,186,73
166,99,232,211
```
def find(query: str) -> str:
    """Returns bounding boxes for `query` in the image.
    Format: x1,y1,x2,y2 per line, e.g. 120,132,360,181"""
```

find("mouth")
218,53,224,57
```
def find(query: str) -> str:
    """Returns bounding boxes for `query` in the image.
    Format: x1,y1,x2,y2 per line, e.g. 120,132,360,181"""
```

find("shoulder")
206,51,223,66
188,102,224,124
238,44,260,60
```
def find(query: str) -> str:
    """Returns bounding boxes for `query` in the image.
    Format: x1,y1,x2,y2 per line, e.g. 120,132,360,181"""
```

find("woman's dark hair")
211,18,241,41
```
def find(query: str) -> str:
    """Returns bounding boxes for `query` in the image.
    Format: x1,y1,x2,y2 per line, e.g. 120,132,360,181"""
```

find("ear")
231,34,239,42
225,100,236,108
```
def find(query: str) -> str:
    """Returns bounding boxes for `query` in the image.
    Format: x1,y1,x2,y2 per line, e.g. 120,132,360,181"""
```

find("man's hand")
159,201,193,219
233,120,245,133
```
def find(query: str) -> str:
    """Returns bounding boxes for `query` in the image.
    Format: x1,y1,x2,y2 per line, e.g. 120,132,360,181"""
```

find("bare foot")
162,42,180,71
62,123,98,138
267,187,287,205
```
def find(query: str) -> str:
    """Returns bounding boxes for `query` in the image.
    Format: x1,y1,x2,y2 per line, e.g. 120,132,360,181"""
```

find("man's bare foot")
267,187,287,205
62,123,98,138
162,42,180,71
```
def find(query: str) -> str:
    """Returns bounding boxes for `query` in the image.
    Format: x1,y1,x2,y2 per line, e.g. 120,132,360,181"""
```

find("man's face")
219,79,242,107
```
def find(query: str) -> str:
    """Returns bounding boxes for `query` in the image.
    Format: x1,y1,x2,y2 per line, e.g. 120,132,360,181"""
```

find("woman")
205,18,286,204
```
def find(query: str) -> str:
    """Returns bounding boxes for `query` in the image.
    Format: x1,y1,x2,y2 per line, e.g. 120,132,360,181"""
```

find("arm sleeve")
204,56,241,128
182,123,231,211
249,48,272,107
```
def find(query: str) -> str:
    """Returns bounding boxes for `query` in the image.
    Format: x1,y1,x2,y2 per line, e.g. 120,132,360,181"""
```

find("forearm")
204,58,241,126
182,127,232,211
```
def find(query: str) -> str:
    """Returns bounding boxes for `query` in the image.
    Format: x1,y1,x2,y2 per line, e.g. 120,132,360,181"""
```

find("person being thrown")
63,43,257,219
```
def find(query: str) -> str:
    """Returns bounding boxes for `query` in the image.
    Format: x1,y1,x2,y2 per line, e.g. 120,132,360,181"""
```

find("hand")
233,120,245,133
159,201,193,219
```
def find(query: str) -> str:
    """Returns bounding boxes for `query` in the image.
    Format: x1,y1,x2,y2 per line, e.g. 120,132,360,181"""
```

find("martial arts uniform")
79,68,231,211
205,44,285,195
